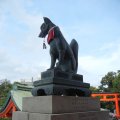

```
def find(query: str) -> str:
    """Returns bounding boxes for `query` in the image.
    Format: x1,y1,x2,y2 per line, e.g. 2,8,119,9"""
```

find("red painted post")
91,93,120,119
12,106,16,112
115,94,120,118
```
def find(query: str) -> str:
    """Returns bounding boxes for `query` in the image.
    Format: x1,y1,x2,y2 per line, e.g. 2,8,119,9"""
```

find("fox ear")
43,17,52,24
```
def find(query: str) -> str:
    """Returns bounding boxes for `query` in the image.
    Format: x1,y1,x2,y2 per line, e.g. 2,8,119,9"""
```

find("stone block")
32,84,91,96
12,111,28,120
33,77,89,88
32,69,91,96
41,69,83,81
29,111,109,120
22,96,100,114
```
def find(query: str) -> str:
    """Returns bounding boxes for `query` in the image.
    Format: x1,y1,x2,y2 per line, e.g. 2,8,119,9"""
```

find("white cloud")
78,42,120,86
7,0,43,29
0,49,8,62
99,39,120,51
0,0,47,82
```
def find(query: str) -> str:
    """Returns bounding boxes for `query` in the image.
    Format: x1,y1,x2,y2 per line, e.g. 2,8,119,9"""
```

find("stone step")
22,96,100,114
31,84,91,96
41,69,83,81
33,78,89,88
12,111,109,120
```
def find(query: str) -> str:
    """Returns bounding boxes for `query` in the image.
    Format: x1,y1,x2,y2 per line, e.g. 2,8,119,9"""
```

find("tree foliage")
0,80,13,120
91,70,120,113
112,71,120,92
0,118,12,120
99,71,116,92
90,86,99,93
90,71,120,93
0,79,12,107
98,71,120,92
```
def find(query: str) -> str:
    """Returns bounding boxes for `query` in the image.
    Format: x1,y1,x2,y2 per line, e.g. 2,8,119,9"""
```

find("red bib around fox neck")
47,27,55,44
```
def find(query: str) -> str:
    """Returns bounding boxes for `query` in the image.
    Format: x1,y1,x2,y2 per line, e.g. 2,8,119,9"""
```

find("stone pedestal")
12,96,109,120
31,69,91,96
12,70,109,120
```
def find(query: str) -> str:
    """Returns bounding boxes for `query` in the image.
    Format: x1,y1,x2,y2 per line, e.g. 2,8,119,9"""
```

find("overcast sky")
0,0,120,86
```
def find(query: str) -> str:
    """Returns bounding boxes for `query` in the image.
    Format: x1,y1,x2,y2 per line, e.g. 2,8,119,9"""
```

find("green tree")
99,71,116,92
99,71,120,113
112,71,120,92
90,86,99,93
0,79,12,106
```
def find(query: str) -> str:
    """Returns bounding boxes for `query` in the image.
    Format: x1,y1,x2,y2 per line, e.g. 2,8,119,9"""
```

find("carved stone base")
32,69,91,96
32,84,91,96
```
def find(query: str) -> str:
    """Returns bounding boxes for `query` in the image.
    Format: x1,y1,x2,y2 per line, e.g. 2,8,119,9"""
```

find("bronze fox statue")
39,17,79,74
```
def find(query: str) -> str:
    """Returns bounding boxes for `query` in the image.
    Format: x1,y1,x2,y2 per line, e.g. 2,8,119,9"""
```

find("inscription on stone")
71,98,92,111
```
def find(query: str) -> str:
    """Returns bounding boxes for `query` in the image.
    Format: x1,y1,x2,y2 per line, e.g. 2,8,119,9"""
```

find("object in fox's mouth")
43,39,47,49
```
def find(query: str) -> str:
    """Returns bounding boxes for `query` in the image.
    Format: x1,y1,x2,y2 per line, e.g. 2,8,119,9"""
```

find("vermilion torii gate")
92,93,120,119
